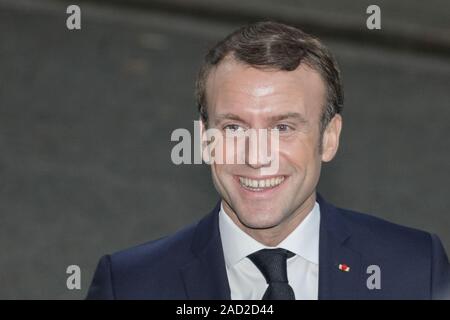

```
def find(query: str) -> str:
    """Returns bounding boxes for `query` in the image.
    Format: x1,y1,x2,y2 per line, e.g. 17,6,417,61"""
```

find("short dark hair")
195,21,343,136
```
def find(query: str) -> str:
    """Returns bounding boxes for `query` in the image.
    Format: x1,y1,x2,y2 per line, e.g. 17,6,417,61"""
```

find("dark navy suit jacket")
87,194,450,299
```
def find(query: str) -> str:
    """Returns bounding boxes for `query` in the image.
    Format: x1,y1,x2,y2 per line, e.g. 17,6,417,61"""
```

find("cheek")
211,163,233,186
210,164,226,196
279,136,319,168
211,163,224,180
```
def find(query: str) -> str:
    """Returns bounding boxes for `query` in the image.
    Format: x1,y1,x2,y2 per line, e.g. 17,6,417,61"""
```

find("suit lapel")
181,195,364,300
181,202,231,299
317,194,363,300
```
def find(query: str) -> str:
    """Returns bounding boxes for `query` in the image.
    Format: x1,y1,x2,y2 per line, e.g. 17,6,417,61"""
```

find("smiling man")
87,21,450,300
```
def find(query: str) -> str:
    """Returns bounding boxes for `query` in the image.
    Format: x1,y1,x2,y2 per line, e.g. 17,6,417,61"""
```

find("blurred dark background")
0,0,449,299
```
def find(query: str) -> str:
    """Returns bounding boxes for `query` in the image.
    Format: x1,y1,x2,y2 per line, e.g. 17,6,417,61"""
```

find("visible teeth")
239,176,285,189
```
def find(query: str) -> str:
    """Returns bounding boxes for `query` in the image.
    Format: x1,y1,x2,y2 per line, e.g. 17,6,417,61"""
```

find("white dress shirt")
219,202,320,300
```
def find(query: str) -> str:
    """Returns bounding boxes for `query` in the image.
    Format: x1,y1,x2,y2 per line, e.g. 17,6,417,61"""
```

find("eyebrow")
214,113,246,124
268,112,309,124
214,112,309,125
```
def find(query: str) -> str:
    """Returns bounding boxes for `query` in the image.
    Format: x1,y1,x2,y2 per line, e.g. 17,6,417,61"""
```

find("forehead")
205,58,327,121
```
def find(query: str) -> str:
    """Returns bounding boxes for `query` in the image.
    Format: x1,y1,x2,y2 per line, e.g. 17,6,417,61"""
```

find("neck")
224,192,316,247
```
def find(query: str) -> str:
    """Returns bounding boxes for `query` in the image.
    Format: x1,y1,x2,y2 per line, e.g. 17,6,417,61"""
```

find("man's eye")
224,124,244,132
273,124,291,132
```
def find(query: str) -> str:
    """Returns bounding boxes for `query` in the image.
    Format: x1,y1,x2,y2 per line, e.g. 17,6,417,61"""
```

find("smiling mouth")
238,176,286,192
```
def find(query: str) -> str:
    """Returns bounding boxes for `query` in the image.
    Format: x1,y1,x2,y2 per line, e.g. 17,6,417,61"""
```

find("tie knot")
248,248,295,284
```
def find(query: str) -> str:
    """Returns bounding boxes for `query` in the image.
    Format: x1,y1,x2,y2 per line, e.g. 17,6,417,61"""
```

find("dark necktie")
248,248,296,300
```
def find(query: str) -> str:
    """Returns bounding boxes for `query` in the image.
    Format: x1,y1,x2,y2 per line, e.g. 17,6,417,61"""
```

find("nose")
245,129,272,169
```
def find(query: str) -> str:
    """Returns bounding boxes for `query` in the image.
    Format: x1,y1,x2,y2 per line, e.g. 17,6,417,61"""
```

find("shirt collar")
219,201,320,267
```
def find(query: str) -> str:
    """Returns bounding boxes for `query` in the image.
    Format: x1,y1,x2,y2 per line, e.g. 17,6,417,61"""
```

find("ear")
199,117,205,137
199,118,214,164
321,114,342,162
199,118,207,161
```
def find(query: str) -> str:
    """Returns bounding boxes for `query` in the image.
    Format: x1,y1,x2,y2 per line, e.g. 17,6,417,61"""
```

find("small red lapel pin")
338,263,350,272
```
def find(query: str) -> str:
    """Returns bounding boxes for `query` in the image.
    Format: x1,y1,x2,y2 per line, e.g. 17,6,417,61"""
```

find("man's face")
203,57,341,232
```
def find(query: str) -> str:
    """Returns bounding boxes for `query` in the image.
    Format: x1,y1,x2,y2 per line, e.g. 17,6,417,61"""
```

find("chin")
237,210,284,230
